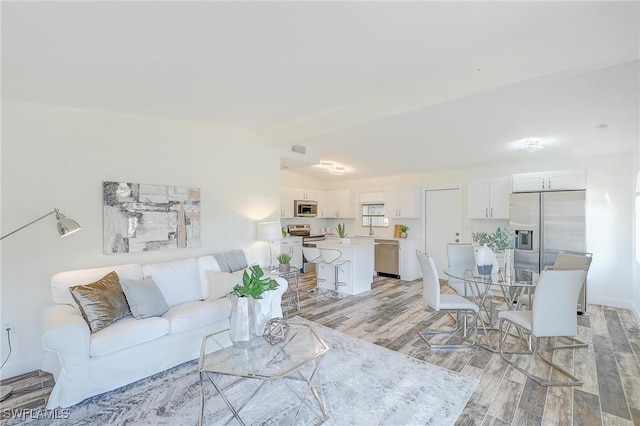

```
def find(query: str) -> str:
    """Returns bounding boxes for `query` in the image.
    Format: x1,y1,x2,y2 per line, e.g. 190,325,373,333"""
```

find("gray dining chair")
498,267,588,386
416,250,479,349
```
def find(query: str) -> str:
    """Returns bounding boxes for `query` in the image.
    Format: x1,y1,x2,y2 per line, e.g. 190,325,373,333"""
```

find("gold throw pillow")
69,271,131,333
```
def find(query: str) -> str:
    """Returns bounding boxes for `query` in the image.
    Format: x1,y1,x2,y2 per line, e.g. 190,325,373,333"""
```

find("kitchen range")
287,224,326,272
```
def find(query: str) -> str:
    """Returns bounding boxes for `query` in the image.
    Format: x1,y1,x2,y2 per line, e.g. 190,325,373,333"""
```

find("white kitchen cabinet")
315,190,328,218
467,177,510,219
280,187,295,218
326,189,355,218
293,188,317,201
280,236,303,270
512,170,585,192
384,185,421,218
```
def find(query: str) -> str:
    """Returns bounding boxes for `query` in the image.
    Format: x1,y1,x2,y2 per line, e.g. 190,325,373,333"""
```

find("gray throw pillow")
120,277,169,319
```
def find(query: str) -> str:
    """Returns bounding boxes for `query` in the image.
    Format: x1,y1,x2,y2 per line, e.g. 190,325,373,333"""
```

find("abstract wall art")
103,181,200,254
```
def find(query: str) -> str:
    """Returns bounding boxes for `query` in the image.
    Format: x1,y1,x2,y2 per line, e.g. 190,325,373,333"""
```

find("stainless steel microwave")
294,200,318,217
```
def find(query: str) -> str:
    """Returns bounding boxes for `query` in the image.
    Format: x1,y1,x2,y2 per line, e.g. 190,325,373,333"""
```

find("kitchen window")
362,203,388,227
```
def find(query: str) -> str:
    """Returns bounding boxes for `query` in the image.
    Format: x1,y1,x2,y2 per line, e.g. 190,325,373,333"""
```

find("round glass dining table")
442,267,539,351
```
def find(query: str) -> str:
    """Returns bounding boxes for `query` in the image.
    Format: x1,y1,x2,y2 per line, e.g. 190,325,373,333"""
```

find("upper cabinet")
280,187,295,218
467,177,510,219
512,170,586,193
315,190,328,218
385,185,421,218
326,189,355,218
293,188,317,201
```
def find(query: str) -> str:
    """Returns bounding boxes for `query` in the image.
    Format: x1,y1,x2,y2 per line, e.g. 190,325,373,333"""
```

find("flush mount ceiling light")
523,140,544,152
314,161,348,175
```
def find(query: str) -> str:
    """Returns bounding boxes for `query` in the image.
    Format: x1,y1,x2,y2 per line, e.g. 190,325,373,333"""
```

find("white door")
424,188,462,279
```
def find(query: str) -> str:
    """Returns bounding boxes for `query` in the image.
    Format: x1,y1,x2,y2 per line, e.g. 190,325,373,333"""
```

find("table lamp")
257,221,282,271
0,208,82,401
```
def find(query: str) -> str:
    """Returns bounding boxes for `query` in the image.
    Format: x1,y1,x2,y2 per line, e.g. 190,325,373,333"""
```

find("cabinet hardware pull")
490,208,493,217
485,208,488,218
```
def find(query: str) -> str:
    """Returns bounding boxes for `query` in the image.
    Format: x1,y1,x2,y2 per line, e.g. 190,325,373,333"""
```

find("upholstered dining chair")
516,250,592,349
416,250,479,349
498,267,588,386
446,243,494,298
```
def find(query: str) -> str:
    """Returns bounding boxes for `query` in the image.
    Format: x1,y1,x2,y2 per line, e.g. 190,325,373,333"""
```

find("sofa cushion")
90,315,170,357
120,277,169,319
69,271,131,333
205,270,244,301
52,264,143,306
142,258,202,307
162,299,231,334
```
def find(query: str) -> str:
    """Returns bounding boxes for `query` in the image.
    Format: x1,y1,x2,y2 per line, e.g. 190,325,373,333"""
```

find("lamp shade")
257,221,282,242
56,211,82,237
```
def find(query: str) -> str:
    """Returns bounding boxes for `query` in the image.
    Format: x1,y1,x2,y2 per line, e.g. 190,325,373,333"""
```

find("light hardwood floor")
285,272,640,426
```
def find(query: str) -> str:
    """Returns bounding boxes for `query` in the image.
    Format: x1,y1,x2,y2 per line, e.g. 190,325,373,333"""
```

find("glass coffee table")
198,321,330,425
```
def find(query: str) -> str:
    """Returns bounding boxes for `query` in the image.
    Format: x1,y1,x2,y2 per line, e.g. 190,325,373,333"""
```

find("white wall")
283,153,636,315
0,100,282,378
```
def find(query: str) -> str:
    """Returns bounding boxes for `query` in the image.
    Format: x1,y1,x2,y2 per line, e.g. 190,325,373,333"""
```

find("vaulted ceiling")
3,1,639,180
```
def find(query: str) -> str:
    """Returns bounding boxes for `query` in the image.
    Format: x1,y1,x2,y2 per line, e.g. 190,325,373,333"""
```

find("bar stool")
302,247,323,294
319,248,350,299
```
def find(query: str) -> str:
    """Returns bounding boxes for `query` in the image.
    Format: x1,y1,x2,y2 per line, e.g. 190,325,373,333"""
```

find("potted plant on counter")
336,222,350,244
399,225,409,238
229,265,279,348
277,252,292,273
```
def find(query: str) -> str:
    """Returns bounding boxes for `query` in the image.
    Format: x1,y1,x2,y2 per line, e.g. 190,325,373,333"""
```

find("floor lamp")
0,208,82,401
257,221,282,272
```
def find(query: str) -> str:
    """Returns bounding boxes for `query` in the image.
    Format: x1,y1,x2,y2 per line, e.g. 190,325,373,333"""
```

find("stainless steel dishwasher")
374,239,400,278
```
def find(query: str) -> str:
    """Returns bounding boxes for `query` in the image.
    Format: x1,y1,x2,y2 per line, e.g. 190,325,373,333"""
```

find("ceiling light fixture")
523,140,544,152
329,166,345,176
314,161,348,176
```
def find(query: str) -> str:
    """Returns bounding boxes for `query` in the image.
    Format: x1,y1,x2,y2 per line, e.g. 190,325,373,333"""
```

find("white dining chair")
416,250,479,349
446,243,494,298
498,268,588,386
516,250,592,349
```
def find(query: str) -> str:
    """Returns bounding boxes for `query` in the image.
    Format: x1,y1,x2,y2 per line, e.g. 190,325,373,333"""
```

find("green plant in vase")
399,224,409,238
336,222,348,238
276,253,292,272
471,227,514,252
231,265,279,299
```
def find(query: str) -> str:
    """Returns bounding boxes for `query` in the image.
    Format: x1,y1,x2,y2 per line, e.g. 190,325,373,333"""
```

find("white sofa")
40,254,287,409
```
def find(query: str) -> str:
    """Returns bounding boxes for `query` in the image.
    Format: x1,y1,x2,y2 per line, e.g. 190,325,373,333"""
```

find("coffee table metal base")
197,323,330,425
199,356,328,425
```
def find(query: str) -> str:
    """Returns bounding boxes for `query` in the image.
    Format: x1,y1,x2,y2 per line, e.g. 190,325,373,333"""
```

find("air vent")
291,145,306,154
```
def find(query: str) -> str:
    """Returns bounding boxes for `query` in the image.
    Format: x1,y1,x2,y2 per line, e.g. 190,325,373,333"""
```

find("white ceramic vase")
250,293,275,337
476,244,495,275
229,295,257,348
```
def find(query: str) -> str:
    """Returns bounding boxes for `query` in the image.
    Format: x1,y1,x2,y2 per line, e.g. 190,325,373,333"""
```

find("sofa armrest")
42,305,92,409
42,304,91,358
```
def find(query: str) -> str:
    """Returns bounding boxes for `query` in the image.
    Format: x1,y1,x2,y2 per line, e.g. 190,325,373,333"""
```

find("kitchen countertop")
315,239,376,247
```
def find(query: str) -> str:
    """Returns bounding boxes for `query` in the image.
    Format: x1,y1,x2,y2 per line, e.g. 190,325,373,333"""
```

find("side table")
278,266,300,318
272,266,300,318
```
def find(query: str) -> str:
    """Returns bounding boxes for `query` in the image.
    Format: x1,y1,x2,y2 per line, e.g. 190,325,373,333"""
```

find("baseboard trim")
0,356,43,381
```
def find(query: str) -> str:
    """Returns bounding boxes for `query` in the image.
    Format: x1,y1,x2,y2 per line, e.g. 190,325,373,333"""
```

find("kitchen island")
314,239,375,295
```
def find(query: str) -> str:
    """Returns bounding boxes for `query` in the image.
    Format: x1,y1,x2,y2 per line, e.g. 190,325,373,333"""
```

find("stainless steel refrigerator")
509,190,587,312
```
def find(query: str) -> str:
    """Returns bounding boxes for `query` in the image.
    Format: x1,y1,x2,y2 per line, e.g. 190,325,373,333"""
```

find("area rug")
28,319,478,425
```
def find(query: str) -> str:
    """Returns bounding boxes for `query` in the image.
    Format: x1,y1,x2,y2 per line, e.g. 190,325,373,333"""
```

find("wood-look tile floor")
283,272,640,426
